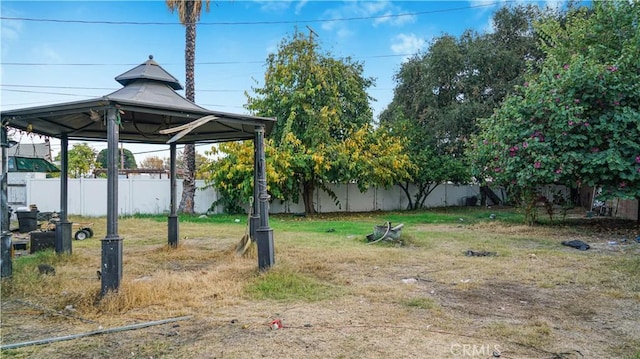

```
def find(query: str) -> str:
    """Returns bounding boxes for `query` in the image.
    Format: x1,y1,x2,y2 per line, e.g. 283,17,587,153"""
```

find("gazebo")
0,56,276,295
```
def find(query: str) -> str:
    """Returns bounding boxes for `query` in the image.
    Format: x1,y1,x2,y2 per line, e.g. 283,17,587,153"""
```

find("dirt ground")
1,217,639,359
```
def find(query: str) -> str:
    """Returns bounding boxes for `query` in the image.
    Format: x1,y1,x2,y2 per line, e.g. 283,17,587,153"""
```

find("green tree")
96,148,137,170
206,30,411,214
139,155,164,169
199,140,295,214
380,4,547,209
60,143,97,178
470,1,640,223
165,150,209,180
381,105,467,209
247,30,400,214
166,0,210,214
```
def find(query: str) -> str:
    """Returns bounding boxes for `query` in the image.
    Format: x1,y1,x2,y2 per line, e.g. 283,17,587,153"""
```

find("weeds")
400,297,439,311
245,267,339,302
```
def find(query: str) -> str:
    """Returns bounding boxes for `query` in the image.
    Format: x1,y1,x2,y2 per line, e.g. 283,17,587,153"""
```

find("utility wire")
1,84,116,91
0,53,411,66
0,87,392,103
0,61,263,66
0,2,500,26
0,84,244,92
1,89,97,97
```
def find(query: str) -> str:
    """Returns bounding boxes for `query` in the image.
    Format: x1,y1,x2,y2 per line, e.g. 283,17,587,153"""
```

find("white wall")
269,183,482,213
7,172,47,209
24,178,217,216
20,178,490,216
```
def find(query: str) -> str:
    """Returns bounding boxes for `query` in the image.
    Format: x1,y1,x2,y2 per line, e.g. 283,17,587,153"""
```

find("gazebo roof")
115,56,183,90
1,56,275,144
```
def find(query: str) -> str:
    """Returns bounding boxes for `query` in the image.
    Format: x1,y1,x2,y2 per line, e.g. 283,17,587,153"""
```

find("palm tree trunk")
179,2,197,214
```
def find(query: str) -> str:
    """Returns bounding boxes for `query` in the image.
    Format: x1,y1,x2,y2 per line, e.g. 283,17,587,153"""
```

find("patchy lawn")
1,208,639,358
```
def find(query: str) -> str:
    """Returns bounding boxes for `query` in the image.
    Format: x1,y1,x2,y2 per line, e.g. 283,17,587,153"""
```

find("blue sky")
0,0,565,161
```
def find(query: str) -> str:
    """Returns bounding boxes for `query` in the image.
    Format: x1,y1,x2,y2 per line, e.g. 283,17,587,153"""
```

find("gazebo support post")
56,134,72,255
168,143,179,247
249,130,260,242
101,107,123,296
1,123,12,278
254,125,274,270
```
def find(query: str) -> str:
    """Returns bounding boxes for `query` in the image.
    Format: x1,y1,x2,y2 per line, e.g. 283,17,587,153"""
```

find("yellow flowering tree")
202,30,412,214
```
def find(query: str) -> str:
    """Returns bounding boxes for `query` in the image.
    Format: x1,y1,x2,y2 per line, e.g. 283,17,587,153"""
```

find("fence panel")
23,178,486,216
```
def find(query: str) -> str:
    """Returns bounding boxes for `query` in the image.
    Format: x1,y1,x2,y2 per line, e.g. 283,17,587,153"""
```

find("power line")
1,89,97,97
0,60,264,66
0,3,500,26
1,84,116,91
0,88,249,110
0,84,245,92
0,53,411,66
0,100,62,107
0,86,393,99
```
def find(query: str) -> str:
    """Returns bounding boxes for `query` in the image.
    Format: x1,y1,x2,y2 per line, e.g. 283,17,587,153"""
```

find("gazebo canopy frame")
0,57,276,294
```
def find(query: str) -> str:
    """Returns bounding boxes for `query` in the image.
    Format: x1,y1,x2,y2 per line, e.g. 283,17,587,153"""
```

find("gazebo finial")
149,54,154,60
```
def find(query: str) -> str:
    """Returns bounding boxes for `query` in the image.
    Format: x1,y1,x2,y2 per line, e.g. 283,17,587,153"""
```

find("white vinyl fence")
15,177,493,216
16,178,216,216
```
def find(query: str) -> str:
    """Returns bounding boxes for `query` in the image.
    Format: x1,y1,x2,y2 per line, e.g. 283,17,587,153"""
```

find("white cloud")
294,0,309,15
1,18,22,42
1,8,24,56
468,0,513,7
361,0,390,15
253,0,291,13
390,33,425,59
483,14,495,34
373,11,416,27
320,8,342,32
467,0,505,16
321,1,415,35
468,0,500,6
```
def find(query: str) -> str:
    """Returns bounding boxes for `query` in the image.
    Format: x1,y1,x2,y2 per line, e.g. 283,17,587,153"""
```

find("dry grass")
1,211,639,358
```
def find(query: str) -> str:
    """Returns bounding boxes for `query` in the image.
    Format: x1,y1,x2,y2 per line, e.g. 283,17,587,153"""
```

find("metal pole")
168,143,179,247
1,123,12,278
101,107,123,296
56,134,72,254
254,126,274,270
1,316,192,350
250,130,260,241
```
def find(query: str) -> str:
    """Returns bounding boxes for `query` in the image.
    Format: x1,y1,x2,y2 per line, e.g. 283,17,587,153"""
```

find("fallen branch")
1,316,192,350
